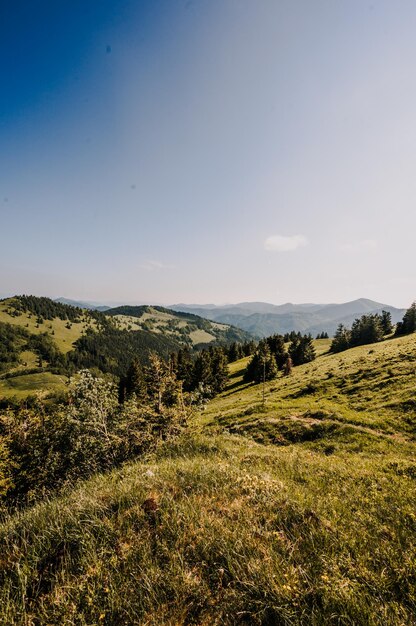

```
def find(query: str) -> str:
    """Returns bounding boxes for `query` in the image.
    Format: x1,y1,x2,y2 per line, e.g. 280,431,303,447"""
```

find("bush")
0,370,188,505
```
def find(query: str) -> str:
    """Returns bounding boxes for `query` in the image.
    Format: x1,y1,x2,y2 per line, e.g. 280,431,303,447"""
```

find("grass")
202,333,416,439
114,309,217,345
0,372,67,399
0,333,415,623
0,431,414,625
0,302,95,354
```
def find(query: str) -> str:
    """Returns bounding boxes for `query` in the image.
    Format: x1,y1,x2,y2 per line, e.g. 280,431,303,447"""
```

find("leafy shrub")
0,369,188,505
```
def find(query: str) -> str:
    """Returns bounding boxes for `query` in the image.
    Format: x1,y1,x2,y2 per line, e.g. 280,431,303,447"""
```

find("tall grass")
0,430,415,625
0,332,415,624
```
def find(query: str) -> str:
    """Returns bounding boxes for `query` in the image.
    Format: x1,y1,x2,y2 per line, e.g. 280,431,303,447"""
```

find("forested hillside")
0,296,251,400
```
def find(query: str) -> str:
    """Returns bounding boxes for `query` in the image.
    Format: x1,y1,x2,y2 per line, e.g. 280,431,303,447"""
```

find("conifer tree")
289,334,316,365
243,341,278,383
330,324,351,353
176,348,194,391
266,334,287,369
209,347,229,394
122,358,147,401
396,302,416,335
380,310,393,335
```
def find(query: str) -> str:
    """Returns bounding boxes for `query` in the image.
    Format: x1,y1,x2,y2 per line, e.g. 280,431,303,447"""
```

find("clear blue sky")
1,0,415,307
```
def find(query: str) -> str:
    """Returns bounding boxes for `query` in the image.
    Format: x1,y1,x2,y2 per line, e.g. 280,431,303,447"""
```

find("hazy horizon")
1,1,415,308
0,292,409,310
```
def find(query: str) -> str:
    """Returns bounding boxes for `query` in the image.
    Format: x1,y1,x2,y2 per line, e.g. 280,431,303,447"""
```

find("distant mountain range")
55,297,111,312
55,297,408,338
170,299,407,337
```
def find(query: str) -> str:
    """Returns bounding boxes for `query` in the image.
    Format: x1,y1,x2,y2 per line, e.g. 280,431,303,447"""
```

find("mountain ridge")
170,298,407,337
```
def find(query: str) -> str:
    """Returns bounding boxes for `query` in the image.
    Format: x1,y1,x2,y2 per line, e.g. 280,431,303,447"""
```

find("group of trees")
224,340,257,363
316,331,329,339
330,309,397,353
120,345,230,402
10,295,85,322
244,333,316,384
395,302,416,336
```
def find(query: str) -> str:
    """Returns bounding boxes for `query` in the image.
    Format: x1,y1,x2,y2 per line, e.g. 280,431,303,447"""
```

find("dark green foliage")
68,327,182,377
331,324,351,353
350,314,384,346
227,342,244,362
284,331,302,342
266,334,288,369
28,333,66,369
331,312,392,354
242,340,257,356
316,331,329,339
380,310,393,335
244,341,278,383
175,348,194,391
209,347,229,394
227,340,257,362
395,302,416,336
119,358,148,401
171,347,229,398
0,323,29,371
289,334,316,365
0,323,67,373
10,295,85,322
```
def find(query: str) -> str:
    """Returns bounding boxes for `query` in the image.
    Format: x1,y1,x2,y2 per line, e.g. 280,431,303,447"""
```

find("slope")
105,305,251,346
0,297,252,399
0,334,415,624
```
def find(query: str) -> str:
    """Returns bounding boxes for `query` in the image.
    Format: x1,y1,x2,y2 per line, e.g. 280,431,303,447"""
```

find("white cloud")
264,234,308,252
139,260,175,271
340,239,378,252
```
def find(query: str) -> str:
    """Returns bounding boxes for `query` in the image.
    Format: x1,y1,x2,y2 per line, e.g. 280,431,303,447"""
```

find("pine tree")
380,310,393,335
330,324,351,353
243,341,278,383
122,358,147,401
145,353,172,413
176,348,194,391
396,302,416,335
210,347,229,394
350,314,383,346
192,350,214,394
266,334,287,369
289,334,316,365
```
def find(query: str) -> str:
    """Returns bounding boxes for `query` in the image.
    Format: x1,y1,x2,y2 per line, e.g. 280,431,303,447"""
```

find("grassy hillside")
0,298,96,354
106,305,251,346
0,297,252,399
202,333,416,441
0,333,415,624
0,372,66,399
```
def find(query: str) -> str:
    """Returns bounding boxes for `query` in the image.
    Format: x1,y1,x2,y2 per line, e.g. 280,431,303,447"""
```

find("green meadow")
0,333,415,624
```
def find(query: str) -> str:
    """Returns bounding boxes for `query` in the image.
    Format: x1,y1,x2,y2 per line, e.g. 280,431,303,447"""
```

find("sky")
1,0,415,307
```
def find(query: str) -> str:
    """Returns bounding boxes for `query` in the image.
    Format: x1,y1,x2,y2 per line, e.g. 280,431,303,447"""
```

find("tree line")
331,303,416,353
244,333,316,384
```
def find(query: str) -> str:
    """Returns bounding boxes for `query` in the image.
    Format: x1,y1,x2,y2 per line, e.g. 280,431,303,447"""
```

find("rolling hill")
0,296,251,399
0,329,415,624
171,298,407,337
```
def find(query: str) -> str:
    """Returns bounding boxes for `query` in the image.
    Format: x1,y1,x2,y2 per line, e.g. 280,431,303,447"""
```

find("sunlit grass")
0,331,415,624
